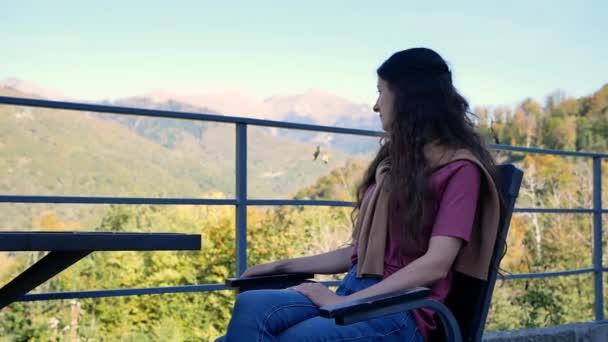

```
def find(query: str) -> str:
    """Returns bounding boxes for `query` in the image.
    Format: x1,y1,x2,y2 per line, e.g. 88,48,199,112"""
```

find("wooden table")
0,231,201,310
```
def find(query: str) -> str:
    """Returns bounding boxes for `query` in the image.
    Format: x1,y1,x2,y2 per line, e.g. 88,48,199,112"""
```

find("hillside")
0,87,353,229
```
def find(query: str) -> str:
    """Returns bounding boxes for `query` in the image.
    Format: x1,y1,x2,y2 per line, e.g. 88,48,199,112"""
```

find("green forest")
1,84,608,341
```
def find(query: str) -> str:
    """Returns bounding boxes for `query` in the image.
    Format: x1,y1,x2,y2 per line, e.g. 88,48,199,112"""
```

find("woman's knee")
232,290,266,316
234,290,278,307
232,290,298,316
225,289,319,338
233,290,260,308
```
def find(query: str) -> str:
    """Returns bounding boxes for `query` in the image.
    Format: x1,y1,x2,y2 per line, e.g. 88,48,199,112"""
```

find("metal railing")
0,95,606,321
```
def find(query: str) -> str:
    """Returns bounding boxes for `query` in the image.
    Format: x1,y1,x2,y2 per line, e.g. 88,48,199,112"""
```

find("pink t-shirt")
351,160,481,340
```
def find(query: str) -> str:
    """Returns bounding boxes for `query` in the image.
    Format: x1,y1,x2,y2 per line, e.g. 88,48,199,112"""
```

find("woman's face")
373,78,396,131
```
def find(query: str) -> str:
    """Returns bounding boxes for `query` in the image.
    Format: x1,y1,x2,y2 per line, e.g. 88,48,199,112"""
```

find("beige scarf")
353,142,501,280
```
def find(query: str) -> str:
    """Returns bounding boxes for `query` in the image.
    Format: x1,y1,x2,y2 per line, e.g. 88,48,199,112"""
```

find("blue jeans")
216,264,423,341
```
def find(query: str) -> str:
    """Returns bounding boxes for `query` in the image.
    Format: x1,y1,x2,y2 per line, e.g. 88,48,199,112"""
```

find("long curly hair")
352,48,500,246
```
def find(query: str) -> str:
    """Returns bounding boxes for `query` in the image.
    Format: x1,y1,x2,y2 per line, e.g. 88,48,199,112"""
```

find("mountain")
262,90,381,154
0,86,353,230
101,96,356,197
145,88,378,125
263,89,372,125
328,115,382,155
146,89,275,119
144,88,383,154
1,78,383,154
99,96,220,149
0,78,69,101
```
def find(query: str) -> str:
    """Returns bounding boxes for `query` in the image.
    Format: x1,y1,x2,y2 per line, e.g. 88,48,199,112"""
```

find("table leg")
0,251,91,310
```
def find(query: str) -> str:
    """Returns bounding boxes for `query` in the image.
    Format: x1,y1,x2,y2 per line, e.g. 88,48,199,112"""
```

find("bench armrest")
225,273,315,292
319,287,430,320
319,287,462,342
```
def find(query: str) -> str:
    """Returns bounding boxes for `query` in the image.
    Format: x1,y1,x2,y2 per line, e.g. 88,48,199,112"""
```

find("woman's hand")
290,282,348,307
240,261,283,278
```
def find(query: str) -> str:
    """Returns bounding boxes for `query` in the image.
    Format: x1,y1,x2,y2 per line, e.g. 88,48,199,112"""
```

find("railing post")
592,157,604,321
235,124,248,277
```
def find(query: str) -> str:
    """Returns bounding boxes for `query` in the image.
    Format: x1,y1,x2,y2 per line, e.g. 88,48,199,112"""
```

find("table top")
0,231,201,252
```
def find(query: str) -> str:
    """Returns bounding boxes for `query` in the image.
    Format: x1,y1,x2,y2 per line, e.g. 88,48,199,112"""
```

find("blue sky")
1,0,606,107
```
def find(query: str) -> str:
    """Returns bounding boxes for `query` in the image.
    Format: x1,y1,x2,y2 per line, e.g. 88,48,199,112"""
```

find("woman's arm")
241,245,354,277
278,245,354,274
344,236,462,301
294,163,480,306
292,236,463,307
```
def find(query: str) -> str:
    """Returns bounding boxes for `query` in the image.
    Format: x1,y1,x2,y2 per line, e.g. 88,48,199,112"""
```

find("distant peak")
303,88,335,97
0,77,68,100
0,77,30,89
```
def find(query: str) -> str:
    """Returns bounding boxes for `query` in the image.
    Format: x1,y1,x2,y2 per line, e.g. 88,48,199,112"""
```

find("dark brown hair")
352,48,500,246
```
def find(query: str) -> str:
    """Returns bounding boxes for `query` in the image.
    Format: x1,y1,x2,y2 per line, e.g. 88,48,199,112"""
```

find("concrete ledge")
483,322,608,342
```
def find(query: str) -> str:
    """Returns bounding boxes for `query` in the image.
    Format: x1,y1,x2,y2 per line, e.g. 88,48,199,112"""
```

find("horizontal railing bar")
514,208,594,214
0,195,237,205
2,96,608,158
18,280,344,301
247,199,355,207
1,196,602,214
0,96,382,137
4,195,600,215
492,143,608,158
18,284,230,301
14,268,598,301
0,196,356,207
502,268,595,280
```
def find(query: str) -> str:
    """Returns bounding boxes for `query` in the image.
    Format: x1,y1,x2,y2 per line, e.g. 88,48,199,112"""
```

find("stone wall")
484,322,608,342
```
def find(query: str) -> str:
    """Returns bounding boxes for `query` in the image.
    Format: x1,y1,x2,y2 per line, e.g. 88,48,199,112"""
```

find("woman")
216,47,501,341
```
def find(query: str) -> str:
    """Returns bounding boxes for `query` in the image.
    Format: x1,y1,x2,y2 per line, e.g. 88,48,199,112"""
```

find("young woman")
216,47,501,341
